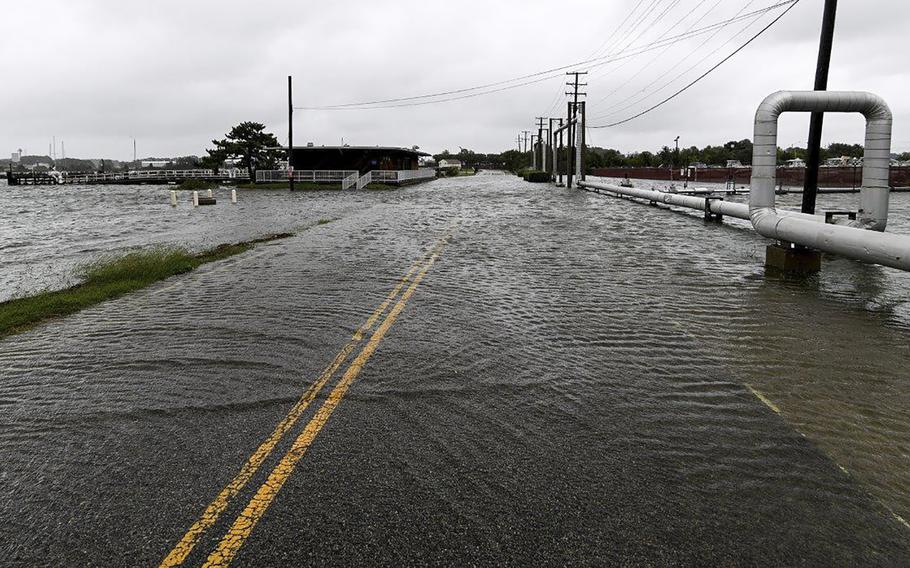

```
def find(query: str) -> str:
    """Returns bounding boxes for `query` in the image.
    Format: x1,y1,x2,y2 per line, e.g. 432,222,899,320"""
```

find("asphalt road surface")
2,172,909,566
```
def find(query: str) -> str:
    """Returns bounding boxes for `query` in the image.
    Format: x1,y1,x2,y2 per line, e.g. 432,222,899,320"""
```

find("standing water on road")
1,173,909,564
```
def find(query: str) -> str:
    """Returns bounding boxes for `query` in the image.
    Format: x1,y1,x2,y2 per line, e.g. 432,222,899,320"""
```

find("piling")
170,190,177,207
231,189,237,204
765,243,822,275
193,191,199,207
207,189,214,198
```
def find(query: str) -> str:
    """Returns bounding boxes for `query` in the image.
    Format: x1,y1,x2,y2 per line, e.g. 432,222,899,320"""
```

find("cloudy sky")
2,0,908,160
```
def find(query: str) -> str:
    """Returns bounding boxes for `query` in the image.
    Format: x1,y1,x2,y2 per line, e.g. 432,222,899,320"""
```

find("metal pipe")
749,90,910,270
753,90,891,231
577,179,825,223
578,180,750,219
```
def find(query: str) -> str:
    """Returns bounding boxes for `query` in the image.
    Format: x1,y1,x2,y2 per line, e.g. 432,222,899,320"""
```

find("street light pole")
672,136,680,182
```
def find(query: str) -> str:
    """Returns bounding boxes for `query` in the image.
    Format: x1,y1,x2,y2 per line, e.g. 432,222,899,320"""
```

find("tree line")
436,141,910,174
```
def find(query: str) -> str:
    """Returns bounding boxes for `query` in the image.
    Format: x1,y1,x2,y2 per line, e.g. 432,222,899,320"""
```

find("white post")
192,191,199,207
231,189,237,204
206,188,213,198
170,190,177,207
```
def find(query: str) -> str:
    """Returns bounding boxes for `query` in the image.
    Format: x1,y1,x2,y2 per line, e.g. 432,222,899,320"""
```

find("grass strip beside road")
0,233,292,339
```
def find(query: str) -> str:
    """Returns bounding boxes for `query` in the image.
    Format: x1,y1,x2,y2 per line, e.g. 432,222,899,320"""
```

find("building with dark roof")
287,145,429,174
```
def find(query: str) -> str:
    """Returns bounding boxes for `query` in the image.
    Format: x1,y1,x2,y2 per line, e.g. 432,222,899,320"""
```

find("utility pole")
579,102,587,181
557,118,564,185
52,136,56,162
288,75,295,191
536,117,547,172
522,130,530,154
61,141,65,160
531,134,538,170
549,118,558,181
565,71,587,188
517,135,522,153
802,0,837,214
133,138,137,164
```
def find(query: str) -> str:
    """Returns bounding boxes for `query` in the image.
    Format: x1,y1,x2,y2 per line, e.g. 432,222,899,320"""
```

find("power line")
588,0,761,119
587,0,717,86
589,0,800,129
297,2,796,111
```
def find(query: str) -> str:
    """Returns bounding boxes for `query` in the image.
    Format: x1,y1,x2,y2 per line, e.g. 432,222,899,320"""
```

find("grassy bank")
0,233,292,339
236,182,396,191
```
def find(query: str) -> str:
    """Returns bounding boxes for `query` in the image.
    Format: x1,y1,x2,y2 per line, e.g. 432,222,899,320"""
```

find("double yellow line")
160,236,449,567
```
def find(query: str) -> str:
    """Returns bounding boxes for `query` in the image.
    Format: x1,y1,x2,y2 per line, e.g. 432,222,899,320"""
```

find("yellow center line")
159,249,435,567
201,244,447,567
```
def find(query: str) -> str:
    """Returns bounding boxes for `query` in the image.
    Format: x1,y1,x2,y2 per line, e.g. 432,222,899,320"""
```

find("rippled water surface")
1,172,909,564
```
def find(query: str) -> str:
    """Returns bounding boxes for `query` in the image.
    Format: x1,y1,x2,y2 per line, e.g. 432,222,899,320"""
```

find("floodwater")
1,172,909,564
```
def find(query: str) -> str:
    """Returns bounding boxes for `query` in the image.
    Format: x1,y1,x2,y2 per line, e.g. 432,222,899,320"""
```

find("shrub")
523,170,550,183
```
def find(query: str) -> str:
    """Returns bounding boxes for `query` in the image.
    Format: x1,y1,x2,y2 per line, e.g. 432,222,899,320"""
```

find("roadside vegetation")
515,168,549,182
0,234,292,339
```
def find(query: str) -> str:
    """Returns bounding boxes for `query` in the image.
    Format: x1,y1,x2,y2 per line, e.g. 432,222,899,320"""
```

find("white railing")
356,171,372,189
397,168,437,182
342,172,359,190
254,168,437,187
370,170,398,183
64,169,247,184
255,169,358,183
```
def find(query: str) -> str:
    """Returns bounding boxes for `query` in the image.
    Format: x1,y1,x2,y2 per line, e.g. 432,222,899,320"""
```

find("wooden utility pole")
565,71,587,188
802,0,838,214
288,75,295,192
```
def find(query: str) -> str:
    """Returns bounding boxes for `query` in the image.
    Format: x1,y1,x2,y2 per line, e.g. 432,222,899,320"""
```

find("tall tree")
209,122,280,181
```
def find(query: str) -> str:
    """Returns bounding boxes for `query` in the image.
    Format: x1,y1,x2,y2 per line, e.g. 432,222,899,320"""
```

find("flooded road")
1,172,909,565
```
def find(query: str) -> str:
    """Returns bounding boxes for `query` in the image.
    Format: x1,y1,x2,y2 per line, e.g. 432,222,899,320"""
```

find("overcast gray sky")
2,0,908,160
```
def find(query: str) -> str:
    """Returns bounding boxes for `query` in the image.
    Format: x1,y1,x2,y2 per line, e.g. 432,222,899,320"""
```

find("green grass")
0,233,293,339
317,218,333,225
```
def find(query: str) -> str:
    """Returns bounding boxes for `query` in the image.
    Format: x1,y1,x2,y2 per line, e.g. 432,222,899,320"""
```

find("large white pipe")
577,180,829,225
750,91,910,271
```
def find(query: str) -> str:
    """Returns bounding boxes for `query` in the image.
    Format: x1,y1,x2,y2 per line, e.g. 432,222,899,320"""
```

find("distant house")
824,155,864,167
437,159,462,170
784,158,806,168
726,159,744,168
141,159,171,168
688,162,708,169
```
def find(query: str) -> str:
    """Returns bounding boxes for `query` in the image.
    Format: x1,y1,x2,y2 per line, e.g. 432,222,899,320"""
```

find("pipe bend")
750,90,894,241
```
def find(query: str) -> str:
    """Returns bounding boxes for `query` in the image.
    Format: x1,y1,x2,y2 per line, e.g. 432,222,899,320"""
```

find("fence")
62,169,249,184
255,170,359,183
256,168,437,187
